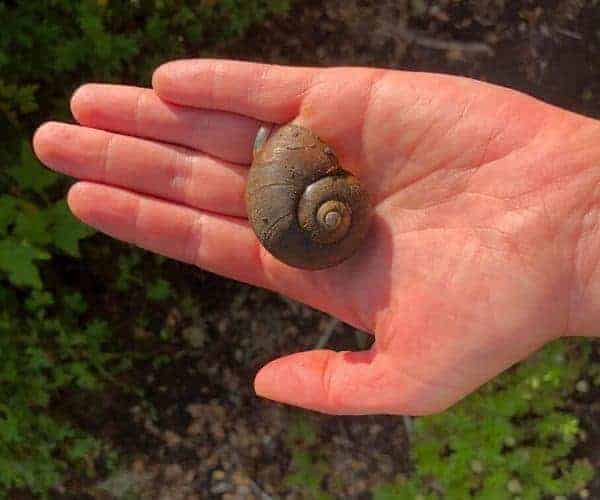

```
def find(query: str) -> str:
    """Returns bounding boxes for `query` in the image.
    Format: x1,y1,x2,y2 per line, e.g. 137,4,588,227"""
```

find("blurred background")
1,1,599,498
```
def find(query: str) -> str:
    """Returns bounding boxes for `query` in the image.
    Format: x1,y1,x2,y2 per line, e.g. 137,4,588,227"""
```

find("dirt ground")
61,1,600,499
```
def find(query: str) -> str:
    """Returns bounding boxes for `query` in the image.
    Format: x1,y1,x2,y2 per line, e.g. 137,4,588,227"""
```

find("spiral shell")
245,124,371,270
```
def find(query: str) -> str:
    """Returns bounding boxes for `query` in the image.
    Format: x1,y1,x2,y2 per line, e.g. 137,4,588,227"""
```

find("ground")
53,1,600,498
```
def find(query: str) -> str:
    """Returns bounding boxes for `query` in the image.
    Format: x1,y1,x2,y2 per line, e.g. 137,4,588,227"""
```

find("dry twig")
314,317,340,349
393,25,495,56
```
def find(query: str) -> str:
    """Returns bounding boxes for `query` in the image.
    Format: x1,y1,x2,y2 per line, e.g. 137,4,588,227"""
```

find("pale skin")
33,60,600,416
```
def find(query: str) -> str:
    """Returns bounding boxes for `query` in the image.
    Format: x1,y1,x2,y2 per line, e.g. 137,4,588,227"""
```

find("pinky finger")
67,181,265,286
67,182,351,323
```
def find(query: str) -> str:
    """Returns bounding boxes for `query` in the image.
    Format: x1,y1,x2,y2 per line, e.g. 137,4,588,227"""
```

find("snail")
245,123,372,270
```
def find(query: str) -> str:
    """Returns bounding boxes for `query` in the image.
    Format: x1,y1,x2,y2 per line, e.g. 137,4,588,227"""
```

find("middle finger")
33,122,248,218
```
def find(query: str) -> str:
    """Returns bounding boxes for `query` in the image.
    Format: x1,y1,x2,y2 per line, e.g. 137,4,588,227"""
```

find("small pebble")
507,478,523,494
132,458,146,473
164,464,183,481
232,470,251,486
163,430,181,448
471,460,484,473
369,424,383,435
187,420,203,436
237,485,251,496
212,469,226,481
186,404,205,418
211,482,231,495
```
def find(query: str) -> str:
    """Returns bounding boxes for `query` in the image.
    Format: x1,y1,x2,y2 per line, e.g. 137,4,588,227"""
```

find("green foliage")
0,239,50,289
0,185,92,288
0,0,291,497
115,250,144,292
371,340,595,499
49,202,96,257
146,278,173,302
0,0,291,105
7,142,60,196
589,361,600,386
373,477,432,500
284,417,333,500
0,283,116,497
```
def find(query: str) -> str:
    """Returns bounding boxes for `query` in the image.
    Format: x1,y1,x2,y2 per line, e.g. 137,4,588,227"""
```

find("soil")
56,1,600,499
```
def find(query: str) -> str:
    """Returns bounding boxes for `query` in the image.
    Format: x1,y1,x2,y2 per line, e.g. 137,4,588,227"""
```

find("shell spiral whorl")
245,124,371,270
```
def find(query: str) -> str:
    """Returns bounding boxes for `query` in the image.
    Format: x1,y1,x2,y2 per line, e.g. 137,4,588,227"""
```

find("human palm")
34,60,600,415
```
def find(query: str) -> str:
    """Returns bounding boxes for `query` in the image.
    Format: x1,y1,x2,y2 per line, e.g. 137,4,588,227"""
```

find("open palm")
34,60,600,415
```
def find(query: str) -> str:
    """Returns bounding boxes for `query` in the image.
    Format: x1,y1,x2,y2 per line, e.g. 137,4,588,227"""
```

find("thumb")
254,349,411,415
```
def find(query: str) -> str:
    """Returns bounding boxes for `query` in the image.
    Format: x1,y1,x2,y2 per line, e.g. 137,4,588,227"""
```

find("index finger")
152,59,318,123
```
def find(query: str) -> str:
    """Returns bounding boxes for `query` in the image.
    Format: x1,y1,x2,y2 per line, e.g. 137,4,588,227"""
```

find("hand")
33,60,600,416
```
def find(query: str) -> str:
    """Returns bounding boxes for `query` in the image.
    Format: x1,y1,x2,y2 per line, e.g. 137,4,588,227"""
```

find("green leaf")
14,209,51,246
25,346,52,372
63,291,87,316
0,239,50,288
146,278,172,301
0,411,21,443
287,417,319,446
84,320,110,343
0,196,19,235
372,477,427,500
66,437,99,462
69,362,100,390
49,201,95,257
25,290,54,314
7,141,59,195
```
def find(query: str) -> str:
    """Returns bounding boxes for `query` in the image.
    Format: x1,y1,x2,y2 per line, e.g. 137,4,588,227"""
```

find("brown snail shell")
245,124,372,270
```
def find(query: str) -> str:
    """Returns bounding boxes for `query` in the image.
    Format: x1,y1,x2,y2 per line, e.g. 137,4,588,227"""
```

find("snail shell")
245,124,372,270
